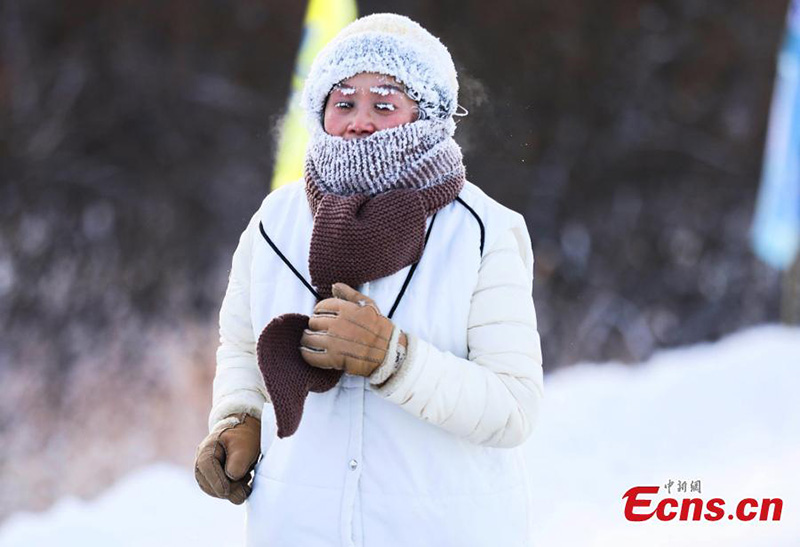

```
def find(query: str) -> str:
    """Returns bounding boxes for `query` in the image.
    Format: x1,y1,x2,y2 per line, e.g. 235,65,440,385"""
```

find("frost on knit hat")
301,13,459,127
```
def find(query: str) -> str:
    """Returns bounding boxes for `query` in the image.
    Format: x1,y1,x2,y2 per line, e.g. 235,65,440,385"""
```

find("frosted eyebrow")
334,85,356,96
370,85,403,96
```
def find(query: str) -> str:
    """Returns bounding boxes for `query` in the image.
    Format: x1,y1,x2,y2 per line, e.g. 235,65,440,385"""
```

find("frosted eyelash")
376,103,396,111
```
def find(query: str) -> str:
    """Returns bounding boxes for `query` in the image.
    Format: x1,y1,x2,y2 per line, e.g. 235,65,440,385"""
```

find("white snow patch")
524,324,800,546
0,464,246,547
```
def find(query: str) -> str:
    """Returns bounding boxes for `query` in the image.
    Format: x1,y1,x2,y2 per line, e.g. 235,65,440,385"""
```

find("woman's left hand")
299,282,395,377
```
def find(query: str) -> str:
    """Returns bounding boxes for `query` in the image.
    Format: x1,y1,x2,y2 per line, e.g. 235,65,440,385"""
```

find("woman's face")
323,72,419,139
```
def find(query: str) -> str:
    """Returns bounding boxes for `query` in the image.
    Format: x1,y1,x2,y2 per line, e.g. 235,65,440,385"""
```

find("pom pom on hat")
301,13,459,126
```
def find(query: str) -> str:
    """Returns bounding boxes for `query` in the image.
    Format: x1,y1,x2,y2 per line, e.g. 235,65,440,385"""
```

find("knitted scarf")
257,119,465,438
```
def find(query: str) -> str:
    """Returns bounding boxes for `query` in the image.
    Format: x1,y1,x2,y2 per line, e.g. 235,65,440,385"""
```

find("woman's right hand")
194,412,261,505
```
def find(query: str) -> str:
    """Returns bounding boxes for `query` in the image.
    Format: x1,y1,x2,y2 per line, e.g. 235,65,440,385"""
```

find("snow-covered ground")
526,324,800,546
1,324,797,546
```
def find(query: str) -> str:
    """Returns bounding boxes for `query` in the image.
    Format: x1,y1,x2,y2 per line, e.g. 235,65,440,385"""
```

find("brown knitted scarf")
257,124,465,438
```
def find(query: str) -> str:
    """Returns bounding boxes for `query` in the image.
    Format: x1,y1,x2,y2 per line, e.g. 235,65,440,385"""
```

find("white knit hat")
301,13,459,126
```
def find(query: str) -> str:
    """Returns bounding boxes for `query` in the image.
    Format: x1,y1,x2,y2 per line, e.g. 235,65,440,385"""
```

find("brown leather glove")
299,282,397,377
194,412,261,505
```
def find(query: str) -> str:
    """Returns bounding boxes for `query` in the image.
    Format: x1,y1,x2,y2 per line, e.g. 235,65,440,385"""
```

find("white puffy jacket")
208,179,544,546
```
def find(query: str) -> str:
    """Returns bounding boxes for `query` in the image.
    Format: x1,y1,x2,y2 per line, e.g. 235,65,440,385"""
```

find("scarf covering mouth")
257,119,466,438
305,117,462,197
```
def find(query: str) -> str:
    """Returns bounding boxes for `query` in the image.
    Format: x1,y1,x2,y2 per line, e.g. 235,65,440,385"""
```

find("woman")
194,13,544,546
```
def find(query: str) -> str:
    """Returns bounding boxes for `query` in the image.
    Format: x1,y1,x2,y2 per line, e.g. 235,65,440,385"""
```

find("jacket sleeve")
371,215,544,448
207,211,270,433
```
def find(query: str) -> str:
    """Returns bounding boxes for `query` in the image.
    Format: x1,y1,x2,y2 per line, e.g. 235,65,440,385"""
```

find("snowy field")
0,324,797,546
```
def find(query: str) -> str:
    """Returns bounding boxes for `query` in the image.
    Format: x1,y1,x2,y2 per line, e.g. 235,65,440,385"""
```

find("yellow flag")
270,0,358,190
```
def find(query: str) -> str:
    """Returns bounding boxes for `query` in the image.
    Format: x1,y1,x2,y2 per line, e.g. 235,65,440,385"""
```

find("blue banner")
751,0,800,270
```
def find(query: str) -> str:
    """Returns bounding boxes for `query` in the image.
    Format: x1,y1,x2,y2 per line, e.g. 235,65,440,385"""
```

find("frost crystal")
370,86,398,96
335,85,356,96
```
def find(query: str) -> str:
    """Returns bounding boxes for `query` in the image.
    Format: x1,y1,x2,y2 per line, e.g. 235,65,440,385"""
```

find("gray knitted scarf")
257,119,466,438
305,118,464,196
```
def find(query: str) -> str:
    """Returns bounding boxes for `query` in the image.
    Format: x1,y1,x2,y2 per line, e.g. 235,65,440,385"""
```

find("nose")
346,109,376,138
